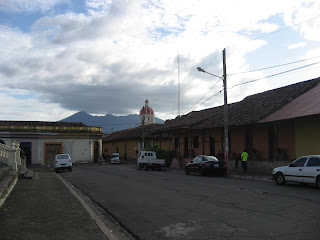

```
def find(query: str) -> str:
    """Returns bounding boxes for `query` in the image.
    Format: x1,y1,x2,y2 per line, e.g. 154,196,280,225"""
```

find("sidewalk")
0,167,108,240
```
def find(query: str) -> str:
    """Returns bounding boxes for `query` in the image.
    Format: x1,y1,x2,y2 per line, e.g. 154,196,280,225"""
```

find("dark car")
185,155,226,176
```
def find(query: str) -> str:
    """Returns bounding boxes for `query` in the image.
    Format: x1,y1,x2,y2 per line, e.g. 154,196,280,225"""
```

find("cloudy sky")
1,0,320,122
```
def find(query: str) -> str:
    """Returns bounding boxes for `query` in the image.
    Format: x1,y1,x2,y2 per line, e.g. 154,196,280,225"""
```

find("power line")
203,14,320,70
230,61,320,88
250,14,320,42
228,55,320,76
185,78,222,113
200,89,223,106
152,51,221,109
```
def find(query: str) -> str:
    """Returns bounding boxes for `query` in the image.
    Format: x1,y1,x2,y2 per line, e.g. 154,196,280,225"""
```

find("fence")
0,142,22,171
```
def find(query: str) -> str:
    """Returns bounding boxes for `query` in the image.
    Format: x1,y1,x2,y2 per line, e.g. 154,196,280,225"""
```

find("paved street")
62,164,320,240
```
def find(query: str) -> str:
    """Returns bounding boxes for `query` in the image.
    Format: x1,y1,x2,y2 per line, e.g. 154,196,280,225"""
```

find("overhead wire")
200,88,223,106
152,51,221,109
228,55,320,76
151,14,320,115
230,61,320,88
185,78,222,113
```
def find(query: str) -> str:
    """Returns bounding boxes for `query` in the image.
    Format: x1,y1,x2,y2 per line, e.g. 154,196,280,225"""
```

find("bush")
145,144,174,167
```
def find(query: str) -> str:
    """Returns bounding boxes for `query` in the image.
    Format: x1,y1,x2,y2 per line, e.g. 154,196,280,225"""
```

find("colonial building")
0,121,105,166
104,77,320,171
139,100,155,125
102,124,167,160
152,77,320,164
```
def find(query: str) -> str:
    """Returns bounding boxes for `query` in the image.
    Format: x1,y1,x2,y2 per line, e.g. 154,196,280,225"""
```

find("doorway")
44,143,63,166
94,141,100,163
20,142,32,165
210,135,215,156
184,137,188,158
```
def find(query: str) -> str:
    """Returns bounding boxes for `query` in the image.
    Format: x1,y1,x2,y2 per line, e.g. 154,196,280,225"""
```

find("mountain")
60,111,165,133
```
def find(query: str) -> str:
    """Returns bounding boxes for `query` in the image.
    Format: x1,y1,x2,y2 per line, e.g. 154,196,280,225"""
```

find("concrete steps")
0,166,18,207
18,168,34,179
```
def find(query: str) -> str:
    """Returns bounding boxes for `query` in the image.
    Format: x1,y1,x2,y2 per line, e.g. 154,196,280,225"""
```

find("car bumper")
111,160,120,163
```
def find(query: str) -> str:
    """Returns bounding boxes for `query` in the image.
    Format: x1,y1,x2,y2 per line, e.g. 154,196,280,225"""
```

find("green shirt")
241,152,249,161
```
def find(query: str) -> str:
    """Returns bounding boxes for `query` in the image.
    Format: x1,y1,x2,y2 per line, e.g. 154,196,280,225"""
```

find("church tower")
139,100,155,125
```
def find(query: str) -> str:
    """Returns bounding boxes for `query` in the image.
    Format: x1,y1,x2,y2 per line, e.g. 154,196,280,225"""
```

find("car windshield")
112,154,118,158
204,156,218,162
56,154,69,159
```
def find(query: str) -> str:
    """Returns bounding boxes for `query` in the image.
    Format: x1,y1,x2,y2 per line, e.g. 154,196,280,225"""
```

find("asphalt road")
61,164,320,240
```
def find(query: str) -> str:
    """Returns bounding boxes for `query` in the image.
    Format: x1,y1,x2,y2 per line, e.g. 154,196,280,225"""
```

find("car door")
189,156,200,172
303,156,320,183
285,157,308,182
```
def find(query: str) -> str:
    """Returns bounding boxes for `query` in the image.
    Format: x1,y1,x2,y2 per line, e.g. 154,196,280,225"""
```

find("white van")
54,153,72,172
111,153,120,164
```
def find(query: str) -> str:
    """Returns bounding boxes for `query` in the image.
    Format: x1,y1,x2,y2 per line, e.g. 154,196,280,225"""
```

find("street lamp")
197,48,229,173
197,67,223,80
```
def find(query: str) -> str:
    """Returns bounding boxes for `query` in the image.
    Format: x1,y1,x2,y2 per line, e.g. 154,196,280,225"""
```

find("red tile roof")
156,77,320,131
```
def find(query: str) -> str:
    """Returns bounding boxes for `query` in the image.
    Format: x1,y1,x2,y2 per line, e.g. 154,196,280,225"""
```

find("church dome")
139,100,154,115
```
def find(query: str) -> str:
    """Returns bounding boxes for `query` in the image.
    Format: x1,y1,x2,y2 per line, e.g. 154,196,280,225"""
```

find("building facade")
0,121,105,166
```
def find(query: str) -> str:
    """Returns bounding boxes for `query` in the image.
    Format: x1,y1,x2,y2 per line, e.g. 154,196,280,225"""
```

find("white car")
272,155,320,188
111,153,120,164
54,153,72,172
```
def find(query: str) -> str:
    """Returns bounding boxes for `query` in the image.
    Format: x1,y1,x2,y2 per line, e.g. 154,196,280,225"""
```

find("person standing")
241,150,249,173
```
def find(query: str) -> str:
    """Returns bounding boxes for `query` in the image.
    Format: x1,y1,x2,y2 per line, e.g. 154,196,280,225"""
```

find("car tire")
275,172,286,185
69,167,72,172
185,167,190,175
144,164,148,171
138,164,141,170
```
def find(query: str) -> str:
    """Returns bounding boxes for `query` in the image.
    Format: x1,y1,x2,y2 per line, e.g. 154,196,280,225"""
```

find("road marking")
56,173,119,240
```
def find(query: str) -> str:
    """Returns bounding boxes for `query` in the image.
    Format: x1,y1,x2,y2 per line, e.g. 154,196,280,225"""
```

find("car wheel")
316,176,320,189
69,167,72,172
275,172,286,185
199,167,206,176
144,164,148,171
138,164,141,170
185,167,190,175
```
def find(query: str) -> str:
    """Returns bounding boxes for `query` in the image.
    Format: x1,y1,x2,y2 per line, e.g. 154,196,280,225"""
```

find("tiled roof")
103,124,164,141
0,121,103,134
0,121,87,127
156,77,320,131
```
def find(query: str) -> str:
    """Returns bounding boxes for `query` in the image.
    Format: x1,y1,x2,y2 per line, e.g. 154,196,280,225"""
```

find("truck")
137,151,166,171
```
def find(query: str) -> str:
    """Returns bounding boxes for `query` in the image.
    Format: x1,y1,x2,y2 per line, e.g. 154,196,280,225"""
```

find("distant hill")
60,111,165,133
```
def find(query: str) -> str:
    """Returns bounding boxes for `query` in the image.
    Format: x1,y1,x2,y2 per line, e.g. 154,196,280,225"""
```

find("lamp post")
197,48,229,173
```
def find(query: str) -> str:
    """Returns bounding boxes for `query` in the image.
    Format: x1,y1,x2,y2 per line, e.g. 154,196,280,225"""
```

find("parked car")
54,153,72,172
111,153,120,164
185,155,226,176
272,155,320,188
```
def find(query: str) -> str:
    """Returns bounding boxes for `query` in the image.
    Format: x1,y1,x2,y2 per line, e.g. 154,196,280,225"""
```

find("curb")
55,173,119,240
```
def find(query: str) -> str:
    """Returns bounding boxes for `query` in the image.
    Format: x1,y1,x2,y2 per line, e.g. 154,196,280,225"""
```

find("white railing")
0,142,21,171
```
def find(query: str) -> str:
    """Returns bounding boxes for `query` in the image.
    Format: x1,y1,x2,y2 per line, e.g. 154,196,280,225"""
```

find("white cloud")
0,0,66,12
1,0,320,121
288,42,307,49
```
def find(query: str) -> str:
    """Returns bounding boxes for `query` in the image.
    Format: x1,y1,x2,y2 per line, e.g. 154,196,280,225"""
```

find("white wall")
4,137,102,165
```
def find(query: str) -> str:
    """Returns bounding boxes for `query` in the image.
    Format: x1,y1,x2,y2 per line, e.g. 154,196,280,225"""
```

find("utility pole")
178,52,180,118
142,115,145,151
197,48,229,173
222,48,229,172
